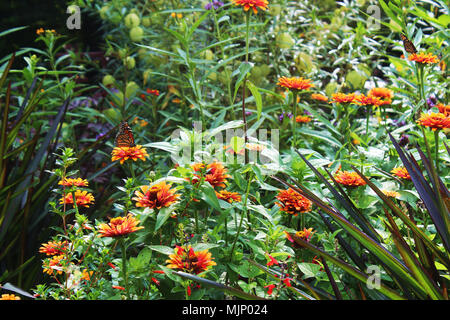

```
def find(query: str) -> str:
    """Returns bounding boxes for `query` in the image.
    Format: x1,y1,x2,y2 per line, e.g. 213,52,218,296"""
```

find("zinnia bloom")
436,103,450,117
311,93,328,102
191,162,231,188
111,145,149,164
330,92,357,104
0,294,20,300
231,0,269,14
355,94,383,107
166,245,216,274
408,52,440,64
295,115,312,123
391,167,411,180
368,87,393,105
277,76,314,91
276,188,312,216
60,190,95,208
39,241,69,256
58,177,88,187
97,214,144,238
132,181,180,209
416,112,450,131
215,190,242,203
334,170,367,187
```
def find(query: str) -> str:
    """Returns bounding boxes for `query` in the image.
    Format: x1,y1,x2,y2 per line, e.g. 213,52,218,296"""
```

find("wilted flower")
132,182,180,209
398,134,410,147
334,170,367,187
60,190,95,208
276,188,312,216
166,245,216,274
97,214,144,238
416,112,450,131
111,145,149,164
231,0,269,14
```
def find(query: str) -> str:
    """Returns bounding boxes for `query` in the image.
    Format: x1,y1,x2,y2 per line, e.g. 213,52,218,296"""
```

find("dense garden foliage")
0,0,449,301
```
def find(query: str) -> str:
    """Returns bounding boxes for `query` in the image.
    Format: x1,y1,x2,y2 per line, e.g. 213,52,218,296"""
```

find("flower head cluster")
97,214,144,238
264,254,292,295
330,92,357,104
334,170,367,187
39,241,69,256
417,112,450,131
43,254,66,275
166,245,216,274
133,181,180,209
231,0,269,14
60,190,95,208
391,167,411,180
276,188,312,216
408,52,440,64
277,76,314,91
111,145,149,164
191,161,231,189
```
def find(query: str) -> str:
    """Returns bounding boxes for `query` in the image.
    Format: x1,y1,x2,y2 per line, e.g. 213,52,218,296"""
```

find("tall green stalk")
120,238,129,299
292,91,298,149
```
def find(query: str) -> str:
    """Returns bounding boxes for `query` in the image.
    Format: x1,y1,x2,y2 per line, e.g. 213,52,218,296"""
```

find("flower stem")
434,129,439,174
229,171,253,261
120,239,129,299
292,91,298,149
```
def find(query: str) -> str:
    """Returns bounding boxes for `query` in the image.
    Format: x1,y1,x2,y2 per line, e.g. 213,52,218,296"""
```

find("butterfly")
115,121,136,148
400,34,417,54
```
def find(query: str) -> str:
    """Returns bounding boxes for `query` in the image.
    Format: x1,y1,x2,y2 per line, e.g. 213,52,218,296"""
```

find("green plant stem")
120,238,129,299
241,10,251,162
292,91,298,149
229,171,253,261
71,190,80,216
365,106,370,142
434,129,439,174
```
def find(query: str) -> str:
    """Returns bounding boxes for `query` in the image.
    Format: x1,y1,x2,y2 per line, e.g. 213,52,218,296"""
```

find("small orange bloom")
368,88,394,102
191,162,231,189
166,245,216,274
295,227,314,242
295,115,312,123
58,178,89,187
408,52,440,64
311,93,328,102
330,92,357,104
382,190,400,198
334,170,367,187
276,188,312,216
39,241,69,256
417,112,450,131
216,190,242,203
43,254,65,275
97,214,144,238
132,182,180,209
355,94,383,107
111,145,149,164
231,0,269,14
60,190,95,208
0,294,20,300
436,103,450,117
277,76,314,91
391,167,411,180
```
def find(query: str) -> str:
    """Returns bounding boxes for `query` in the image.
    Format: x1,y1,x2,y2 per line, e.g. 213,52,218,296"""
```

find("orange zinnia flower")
295,115,312,123
60,190,95,208
97,214,144,238
334,170,367,187
436,103,450,117
330,92,357,104
216,190,242,203
58,177,89,187
0,294,21,300
355,94,383,107
276,188,312,216
111,145,149,164
311,93,328,102
408,52,440,64
231,0,269,14
133,182,180,209
368,87,394,102
39,241,69,256
277,76,314,91
417,112,450,131
166,245,216,274
43,254,65,275
391,167,411,180
191,161,231,189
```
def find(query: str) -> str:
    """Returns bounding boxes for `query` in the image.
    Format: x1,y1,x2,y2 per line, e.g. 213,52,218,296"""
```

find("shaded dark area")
0,0,104,63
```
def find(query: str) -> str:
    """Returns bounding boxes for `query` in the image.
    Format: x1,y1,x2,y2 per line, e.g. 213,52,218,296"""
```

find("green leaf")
155,206,175,231
246,80,263,120
148,245,174,256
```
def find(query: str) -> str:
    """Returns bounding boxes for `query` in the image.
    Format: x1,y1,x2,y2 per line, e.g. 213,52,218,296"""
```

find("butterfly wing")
401,34,417,54
115,121,136,148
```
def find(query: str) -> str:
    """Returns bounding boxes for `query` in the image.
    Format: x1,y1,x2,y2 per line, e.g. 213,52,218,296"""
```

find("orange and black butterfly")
115,121,136,148
400,34,417,54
